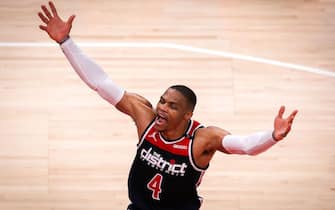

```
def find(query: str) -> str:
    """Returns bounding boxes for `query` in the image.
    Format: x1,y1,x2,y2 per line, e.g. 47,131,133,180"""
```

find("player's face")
154,88,192,133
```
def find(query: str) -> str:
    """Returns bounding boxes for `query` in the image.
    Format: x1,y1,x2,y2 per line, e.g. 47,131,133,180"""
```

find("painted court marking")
0,41,334,78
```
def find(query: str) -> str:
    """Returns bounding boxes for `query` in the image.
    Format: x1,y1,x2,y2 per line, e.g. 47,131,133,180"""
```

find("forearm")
60,37,124,105
222,131,278,155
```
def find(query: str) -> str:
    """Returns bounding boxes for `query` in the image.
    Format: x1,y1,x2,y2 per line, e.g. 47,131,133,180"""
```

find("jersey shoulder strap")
185,120,204,139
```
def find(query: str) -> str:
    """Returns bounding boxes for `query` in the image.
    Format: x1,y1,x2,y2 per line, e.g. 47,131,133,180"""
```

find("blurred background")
0,1,334,210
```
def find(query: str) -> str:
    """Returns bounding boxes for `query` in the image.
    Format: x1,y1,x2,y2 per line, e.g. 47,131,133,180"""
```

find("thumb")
288,109,298,123
67,15,76,25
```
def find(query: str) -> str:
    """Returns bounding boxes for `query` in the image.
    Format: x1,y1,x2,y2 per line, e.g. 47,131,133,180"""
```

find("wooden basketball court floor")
0,1,334,210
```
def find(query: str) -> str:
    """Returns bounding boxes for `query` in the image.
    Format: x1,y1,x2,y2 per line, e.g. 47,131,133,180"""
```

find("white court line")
0,41,334,78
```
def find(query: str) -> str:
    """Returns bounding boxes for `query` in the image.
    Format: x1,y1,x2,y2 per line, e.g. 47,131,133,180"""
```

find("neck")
161,120,190,141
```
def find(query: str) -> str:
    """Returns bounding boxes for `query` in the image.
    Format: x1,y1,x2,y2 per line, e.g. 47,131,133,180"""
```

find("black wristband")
58,35,70,45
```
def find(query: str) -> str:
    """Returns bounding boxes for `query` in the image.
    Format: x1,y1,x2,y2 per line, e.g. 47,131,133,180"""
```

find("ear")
184,111,193,120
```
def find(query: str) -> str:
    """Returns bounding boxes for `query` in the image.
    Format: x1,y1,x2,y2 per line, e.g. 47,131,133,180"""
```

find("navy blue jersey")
128,119,207,210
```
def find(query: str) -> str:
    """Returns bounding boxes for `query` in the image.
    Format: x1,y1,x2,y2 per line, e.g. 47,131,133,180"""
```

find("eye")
170,103,178,110
159,97,165,104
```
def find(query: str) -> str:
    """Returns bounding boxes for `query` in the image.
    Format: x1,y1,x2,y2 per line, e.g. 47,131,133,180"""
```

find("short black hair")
169,85,197,111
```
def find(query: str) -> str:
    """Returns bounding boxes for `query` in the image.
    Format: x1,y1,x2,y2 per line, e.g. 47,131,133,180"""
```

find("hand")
273,106,298,141
38,1,75,43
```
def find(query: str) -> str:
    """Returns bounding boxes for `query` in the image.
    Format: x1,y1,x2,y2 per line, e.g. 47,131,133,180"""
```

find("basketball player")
38,2,298,210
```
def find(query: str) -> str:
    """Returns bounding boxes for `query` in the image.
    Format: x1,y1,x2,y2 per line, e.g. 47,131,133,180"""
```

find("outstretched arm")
37,1,155,137
222,106,298,155
38,1,123,104
193,106,298,168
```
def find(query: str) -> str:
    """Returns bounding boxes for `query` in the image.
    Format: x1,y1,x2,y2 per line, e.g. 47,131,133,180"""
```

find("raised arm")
37,1,155,137
193,106,298,168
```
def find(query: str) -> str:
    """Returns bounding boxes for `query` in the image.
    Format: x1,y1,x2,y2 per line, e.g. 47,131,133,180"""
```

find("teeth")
158,114,167,120
156,115,167,124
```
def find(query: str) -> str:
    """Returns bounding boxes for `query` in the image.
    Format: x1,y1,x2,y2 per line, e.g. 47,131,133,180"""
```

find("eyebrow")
160,96,179,106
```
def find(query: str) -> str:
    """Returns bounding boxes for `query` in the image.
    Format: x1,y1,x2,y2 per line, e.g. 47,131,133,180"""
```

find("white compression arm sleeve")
60,38,125,106
222,131,277,155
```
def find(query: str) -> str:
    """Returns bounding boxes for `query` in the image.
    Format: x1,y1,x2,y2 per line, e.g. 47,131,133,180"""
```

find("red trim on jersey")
144,120,202,156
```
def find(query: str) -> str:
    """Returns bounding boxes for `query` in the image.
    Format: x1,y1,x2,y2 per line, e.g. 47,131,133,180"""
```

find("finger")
49,1,58,17
277,105,285,118
41,5,53,19
288,110,298,123
67,15,76,25
38,12,49,24
39,25,47,31
291,110,298,118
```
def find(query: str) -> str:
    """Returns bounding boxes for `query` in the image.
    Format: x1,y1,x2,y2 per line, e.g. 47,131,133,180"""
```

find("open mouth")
155,113,168,126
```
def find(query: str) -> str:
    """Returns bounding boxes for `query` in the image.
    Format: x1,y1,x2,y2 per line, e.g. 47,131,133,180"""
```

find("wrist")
272,131,281,142
58,35,70,45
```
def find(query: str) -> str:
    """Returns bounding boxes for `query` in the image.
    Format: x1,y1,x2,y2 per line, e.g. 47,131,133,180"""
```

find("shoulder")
190,125,231,168
194,126,231,153
116,92,154,115
195,126,230,140
116,92,156,137
119,92,153,107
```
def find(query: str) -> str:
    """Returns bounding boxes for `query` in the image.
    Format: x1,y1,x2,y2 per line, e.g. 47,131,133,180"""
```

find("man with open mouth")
37,2,298,210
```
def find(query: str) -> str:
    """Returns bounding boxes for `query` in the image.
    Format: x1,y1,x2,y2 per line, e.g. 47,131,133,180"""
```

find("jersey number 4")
147,173,163,200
